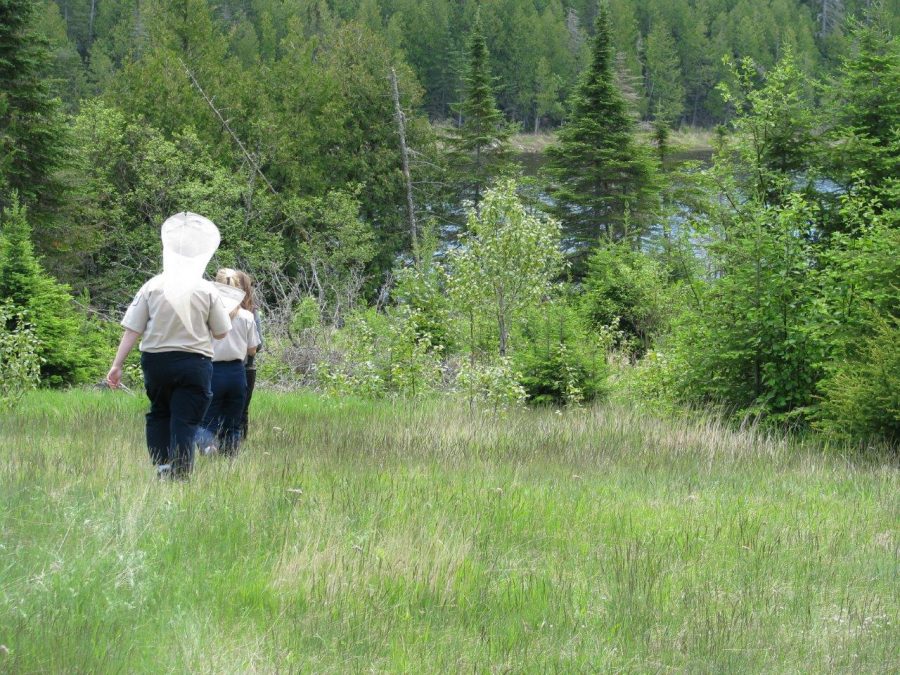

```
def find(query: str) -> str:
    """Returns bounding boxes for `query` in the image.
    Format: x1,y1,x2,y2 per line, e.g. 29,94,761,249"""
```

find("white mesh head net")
161,212,220,334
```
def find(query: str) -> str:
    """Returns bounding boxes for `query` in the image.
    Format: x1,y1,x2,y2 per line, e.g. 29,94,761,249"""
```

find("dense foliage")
0,198,108,385
0,0,897,446
33,0,900,128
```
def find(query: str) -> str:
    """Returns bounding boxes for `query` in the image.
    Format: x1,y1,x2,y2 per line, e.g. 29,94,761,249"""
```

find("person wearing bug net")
106,212,242,479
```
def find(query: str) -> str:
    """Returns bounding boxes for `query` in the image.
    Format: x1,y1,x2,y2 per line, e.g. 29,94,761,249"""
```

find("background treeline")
32,0,900,127
1,0,898,447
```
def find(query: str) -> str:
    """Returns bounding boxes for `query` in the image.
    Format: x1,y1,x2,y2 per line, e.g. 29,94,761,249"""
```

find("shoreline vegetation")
3,1,895,447
510,126,715,155
0,390,896,671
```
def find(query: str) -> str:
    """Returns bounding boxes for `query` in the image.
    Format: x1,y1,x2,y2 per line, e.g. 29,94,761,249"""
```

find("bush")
0,303,41,407
815,316,899,445
513,300,608,405
581,241,676,354
318,308,444,398
611,348,683,417
393,253,454,353
0,198,104,386
454,358,526,409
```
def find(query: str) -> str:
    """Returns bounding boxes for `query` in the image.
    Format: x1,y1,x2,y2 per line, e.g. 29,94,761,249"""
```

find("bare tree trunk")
469,310,476,368
390,68,419,265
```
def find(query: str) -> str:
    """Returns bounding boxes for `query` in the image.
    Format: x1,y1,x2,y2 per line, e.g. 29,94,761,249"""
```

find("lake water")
513,148,715,177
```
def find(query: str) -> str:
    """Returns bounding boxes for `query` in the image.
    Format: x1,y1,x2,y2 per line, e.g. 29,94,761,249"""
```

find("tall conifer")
0,0,65,213
0,198,93,386
545,2,659,251
446,9,514,208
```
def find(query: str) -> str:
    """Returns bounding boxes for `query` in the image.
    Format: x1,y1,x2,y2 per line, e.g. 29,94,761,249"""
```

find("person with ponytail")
197,268,261,456
232,270,262,438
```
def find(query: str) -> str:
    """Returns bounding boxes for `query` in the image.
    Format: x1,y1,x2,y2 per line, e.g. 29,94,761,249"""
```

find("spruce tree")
825,18,899,211
0,197,96,386
644,20,685,126
0,0,65,212
446,9,514,208
545,2,659,251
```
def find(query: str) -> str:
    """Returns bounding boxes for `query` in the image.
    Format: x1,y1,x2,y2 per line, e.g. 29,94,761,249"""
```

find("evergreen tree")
533,56,563,132
33,1,89,112
0,197,100,386
446,9,514,208
545,2,659,252
0,0,66,214
825,18,899,211
643,19,685,126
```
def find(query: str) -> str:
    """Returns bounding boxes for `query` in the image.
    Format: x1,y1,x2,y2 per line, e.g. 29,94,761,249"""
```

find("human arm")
246,311,261,358
106,329,141,388
253,309,263,353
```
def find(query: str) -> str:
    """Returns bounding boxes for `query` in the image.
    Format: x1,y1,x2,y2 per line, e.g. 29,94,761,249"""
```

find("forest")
1,0,898,444
1,1,899,670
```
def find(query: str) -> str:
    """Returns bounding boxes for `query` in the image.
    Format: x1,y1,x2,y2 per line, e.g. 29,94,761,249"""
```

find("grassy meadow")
0,391,897,672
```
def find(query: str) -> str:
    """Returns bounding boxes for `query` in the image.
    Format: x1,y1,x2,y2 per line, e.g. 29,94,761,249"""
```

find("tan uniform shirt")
122,275,232,357
212,308,261,362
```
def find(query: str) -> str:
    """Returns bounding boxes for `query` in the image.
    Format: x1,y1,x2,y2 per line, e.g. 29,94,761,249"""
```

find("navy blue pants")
141,351,213,476
202,360,247,454
241,357,257,438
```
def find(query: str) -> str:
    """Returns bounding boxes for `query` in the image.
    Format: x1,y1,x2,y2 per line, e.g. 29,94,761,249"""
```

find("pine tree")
446,9,515,208
545,2,659,253
644,19,685,126
825,18,899,211
0,0,66,213
534,56,563,132
0,197,98,386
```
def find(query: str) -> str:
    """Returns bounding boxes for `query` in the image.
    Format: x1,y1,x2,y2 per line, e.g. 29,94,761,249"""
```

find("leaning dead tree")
179,56,317,255
390,67,420,265
179,57,278,198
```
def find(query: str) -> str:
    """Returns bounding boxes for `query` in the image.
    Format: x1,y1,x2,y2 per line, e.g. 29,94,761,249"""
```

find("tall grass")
1,391,897,672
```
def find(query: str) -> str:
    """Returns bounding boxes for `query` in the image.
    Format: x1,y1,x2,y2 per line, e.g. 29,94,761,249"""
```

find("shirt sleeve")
253,309,264,352
247,314,261,349
207,291,232,336
121,284,150,333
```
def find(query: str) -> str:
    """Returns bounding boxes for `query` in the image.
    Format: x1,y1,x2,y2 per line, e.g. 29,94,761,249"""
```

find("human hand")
106,366,122,388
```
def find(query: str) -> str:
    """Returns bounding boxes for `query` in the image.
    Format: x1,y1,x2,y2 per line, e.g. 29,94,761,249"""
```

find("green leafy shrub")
581,240,676,354
393,245,454,353
291,297,321,335
318,308,444,398
454,358,526,409
0,303,41,407
514,300,608,405
815,316,899,445
655,194,827,422
0,198,104,386
611,348,682,416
